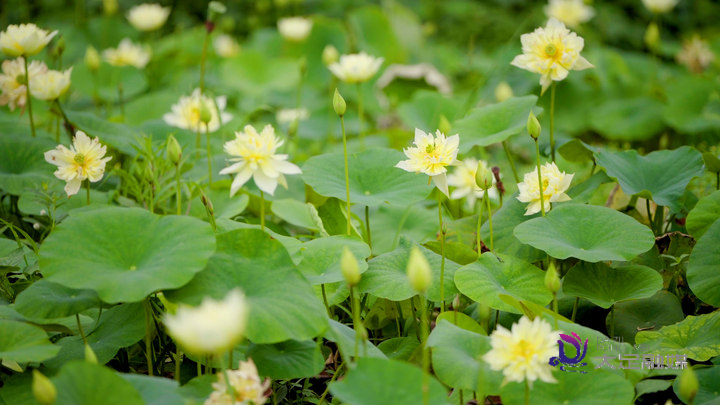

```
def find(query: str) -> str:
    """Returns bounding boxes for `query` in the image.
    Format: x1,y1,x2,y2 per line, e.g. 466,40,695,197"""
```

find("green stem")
205,124,212,185
654,205,664,236
197,359,202,377
175,164,182,215
502,140,520,183
144,299,154,376
609,305,615,338
195,126,201,160
571,297,579,322
317,361,344,405
222,368,236,401
341,115,351,235
484,189,493,250
23,56,36,138
420,296,430,405
55,114,60,143
550,82,556,163
365,206,372,251
175,349,182,382
259,191,265,231
716,172,719,190
438,196,446,312
357,83,364,143
646,199,653,230
75,313,88,345
117,83,124,121
85,180,91,206
534,139,546,216
476,197,483,258
350,286,359,359
199,28,210,93
525,380,530,405
321,284,332,318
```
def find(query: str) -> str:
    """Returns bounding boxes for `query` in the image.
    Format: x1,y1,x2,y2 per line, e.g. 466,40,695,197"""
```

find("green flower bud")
527,111,541,140
494,81,513,103
677,366,699,404
199,101,213,125
85,46,101,72
475,161,494,190
333,88,346,117
85,343,98,364
32,370,57,405
166,135,182,166
322,45,339,66
438,115,452,136
544,261,561,294
103,0,118,15
407,246,432,293
644,22,660,51
341,246,361,287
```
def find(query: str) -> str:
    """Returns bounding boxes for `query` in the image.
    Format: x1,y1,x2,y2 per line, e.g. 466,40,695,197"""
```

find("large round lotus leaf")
52,362,144,405
480,195,544,263
594,146,704,211
452,95,540,152
247,340,324,379
613,291,685,345
0,319,60,363
513,204,655,262
165,229,327,344
297,235,371,285
454,252,552,313
121,374,184,405
39,207,216,304
427,320,502,397
348,6,405,63
0,134,56,195
329,357,448,405
325,319,386,360
500,368,634,405
14,280,99,319
673,365,720,405
636,311,720,361
302,148,431,206
562,262,663,309
686,191,720,239
357,239,460,302
64,110,141,156
687,220,720,307
220,50,300,96
377,337,420,361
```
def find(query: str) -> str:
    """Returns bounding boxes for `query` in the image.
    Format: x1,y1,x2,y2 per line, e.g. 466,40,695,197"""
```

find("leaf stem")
357,83,364,144
476,197,483,258
85,180,91,206
484,189,493,251
438,196,446,312
502,140,520,183
364,206,372,251
144,299,154,376
420,296,430,405
75,313,88,345
534,139,546,216
175,164,182,215
341,114,351,236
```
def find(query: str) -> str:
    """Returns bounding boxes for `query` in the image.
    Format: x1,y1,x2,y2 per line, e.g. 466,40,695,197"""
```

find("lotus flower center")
425,144,435,154
545,44,557,57
15,74,27,85
74,153,86,164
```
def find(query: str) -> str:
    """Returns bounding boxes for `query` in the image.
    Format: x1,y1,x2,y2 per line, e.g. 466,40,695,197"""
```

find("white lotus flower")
204,359,270,405
544,0,594,28
277,17,313,42
103,38,151,69
126,3,171,31
511,18,593,93
213,34,240,58
0,23,57,57
30,68,72,100
517,162,573,215
448,158,498,207
44,131,112,197
328,52,384,84
219,124,302,196
395,128,460,197
483,316,559,387
0,58,47,111
276,107,309,125
163,88,231,133
677,35,714,73
164,289,248,356
642,0,679,14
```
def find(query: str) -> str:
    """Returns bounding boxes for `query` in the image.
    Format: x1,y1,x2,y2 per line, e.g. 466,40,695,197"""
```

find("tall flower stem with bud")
407,247,432,405
334,89,352,236
342,248,363,360
23,56,37,137
438,195,446,312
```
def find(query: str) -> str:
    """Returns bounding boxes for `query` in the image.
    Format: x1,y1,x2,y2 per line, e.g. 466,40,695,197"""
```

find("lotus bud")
677,366,699,404
341,246,361,287
166,135,182,166
644,23,660,51
544,261,561,294
333,88,346,117
407,246,432,293
527,111,541,140
452,294,460,310
32,370,56,405
322,45,339,66
53,36,66,58
103,0,118,15
199,101,213,125
438,114,452,136
85,46,101,72
475,161,494,190
208,1,227,23
494,81,513,103
85,343,98,364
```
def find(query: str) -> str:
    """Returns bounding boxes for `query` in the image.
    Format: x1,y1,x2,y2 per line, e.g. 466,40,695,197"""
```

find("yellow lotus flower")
0,24,58,57
205,359,270,405
483,316,559,387
395,128,460,197
328,52,384,84
103,38,151,69
517,162,573,216
0,57,47,111
220,124,302,196
30,68,72,101
277,17,313,42
544,0,594,28
447,158,498,207
677,36,714,74
642,0,678,14
511,18,593,93
276,107,309,125
164,289,248,356
213,34,240,58
44,131,112,197
126,3,171,31
163,88,232,133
